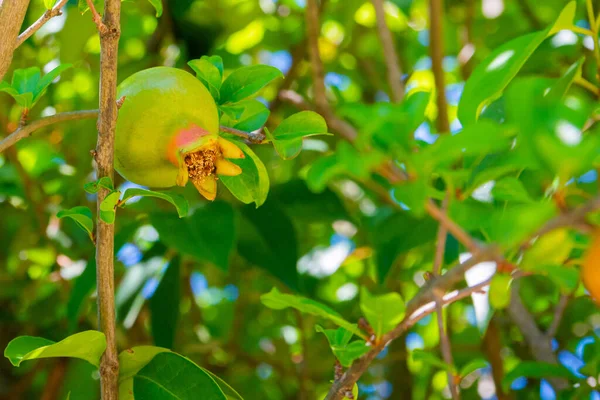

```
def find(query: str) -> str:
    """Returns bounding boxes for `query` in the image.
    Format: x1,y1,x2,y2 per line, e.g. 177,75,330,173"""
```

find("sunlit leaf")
120,188,188,218
220,65,283,104
458,1,576,125
4,331,106,367
261,288,364,338
359,288,405,337
57,206,94,242
220,140,269,207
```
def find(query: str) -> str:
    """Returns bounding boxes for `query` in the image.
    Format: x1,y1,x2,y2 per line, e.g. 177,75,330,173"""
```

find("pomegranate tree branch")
0,110,98,154
16,0,68,47
431,199,459,399
0,0,30,81
546,294,569,338
429,0,450,133
93,0,121,398
86,0,108,34
372,0,404,102
219,125,265,144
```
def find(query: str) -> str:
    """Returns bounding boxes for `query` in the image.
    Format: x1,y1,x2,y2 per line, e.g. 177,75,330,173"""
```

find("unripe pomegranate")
114,67,244,200
582,230,600,304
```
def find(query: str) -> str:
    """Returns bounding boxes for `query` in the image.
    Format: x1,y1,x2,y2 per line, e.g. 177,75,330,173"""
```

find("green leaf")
133,352,227,399
150,202,236,271
546,57,584,100
220,99,270,132
459,359,489,378
149,257,180,349
57,206,94,242
67,257,96,332
502,362,573,391
372,212,438,281
4,331,106,367
119,347,241,400
119,346,171,382
99,191,120,224
119,346,171,400
220,140,269,207
33,63,72,105
188,57,222,100
521,229,573,271
392,179,428,216
220,65,283,104
120,188,188,218
146,0,163,16
44,0,57,9
261,288,364,338
238,200,299,289
266,111,329,160
204,370,244,400
491,177,533,204
412,350,455,372
315,326,370,367
458,1,576,125
359,288,405,337
414,120,515,173
83,176,114,194
489,274,512,310
305,154,345,193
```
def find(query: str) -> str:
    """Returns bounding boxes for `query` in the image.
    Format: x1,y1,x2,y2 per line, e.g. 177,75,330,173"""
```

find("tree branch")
219,125,265,144
435,293,459,399
546,294,569,338
87,0,108,34
0,110,98,153
507,282,567,391
372,0,404,102
0,0,30,81
429,0,450,133
94,0,121,398
16,0,68,47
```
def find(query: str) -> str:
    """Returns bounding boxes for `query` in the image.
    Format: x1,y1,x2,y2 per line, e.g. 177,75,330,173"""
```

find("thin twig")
94,0,121,398
16,0,68,47
429,0,450,133
86,0,108,34
0,110,98,154
435,292,459,399
546,294,569,338
432,197,449,276
507,282,567,391
372,0,404,102
219,125,265,144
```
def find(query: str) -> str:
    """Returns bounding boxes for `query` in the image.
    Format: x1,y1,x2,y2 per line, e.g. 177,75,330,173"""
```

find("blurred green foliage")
2,0,600,399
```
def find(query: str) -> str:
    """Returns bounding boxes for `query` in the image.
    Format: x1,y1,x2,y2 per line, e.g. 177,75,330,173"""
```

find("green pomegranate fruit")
114,67,244,200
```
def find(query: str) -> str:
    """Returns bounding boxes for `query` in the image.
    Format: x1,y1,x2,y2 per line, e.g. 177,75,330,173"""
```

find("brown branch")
372,0,404,102
0,0,30,81
429,0,450,133
431,198,459,399
481,318,511,400
219,125,265,144
0,110,98,153
507,282,567,391
435,292,459,399
432,197,449,276
546,294,569,338
86,0,108,34
94,0,121,398
16,0,68,47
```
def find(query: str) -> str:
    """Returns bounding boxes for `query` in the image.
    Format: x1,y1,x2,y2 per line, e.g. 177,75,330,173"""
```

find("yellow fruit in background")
582,231,600,304
114,67,244,200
